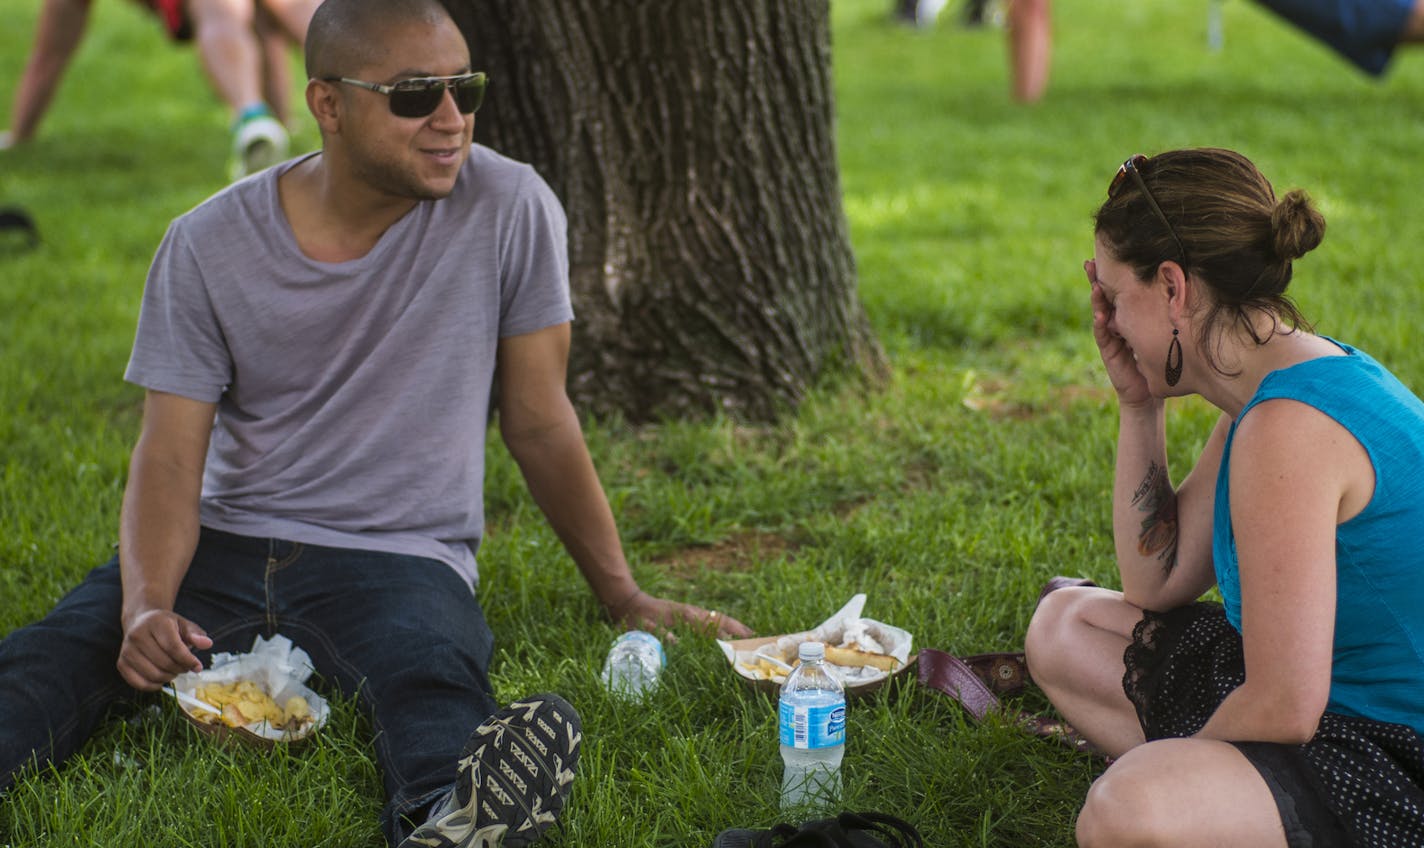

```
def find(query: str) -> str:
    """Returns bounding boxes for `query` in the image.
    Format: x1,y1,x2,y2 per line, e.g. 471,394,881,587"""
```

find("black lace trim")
1122,602,1243,740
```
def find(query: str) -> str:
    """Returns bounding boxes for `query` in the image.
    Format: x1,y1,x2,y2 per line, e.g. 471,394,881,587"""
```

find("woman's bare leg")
1024,585,1145,757
1077,738,1288,847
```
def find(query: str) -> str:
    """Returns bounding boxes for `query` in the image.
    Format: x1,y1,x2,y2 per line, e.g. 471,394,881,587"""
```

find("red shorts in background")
137,0,193,41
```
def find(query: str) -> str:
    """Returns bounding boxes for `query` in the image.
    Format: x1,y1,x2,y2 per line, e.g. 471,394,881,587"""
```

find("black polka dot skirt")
1122,601,1424,848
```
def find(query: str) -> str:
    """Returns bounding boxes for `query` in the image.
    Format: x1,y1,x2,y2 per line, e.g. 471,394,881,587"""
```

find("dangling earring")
1165,328,1183,386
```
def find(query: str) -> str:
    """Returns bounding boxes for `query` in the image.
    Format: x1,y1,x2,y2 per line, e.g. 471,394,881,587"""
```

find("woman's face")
1092,234,1174,390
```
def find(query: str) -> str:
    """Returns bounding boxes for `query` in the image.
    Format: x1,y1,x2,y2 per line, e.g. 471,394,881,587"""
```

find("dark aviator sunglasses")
1109,154,1188,268
325,72,488,119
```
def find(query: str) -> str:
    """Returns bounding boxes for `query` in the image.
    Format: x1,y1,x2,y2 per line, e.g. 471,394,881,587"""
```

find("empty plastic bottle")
601,630,665,701
778,641,846,809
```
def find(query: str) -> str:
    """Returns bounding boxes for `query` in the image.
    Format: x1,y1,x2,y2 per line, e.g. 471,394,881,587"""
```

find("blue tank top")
1213,340,1424,734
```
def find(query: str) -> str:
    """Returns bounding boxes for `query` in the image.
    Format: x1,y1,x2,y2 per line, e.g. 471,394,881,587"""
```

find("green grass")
3,0,1424,844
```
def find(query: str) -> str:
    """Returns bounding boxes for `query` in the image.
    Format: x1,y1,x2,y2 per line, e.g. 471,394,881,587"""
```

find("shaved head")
305,0,459,79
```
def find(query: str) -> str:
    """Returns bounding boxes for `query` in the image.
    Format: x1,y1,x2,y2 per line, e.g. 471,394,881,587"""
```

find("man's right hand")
117,608,213,691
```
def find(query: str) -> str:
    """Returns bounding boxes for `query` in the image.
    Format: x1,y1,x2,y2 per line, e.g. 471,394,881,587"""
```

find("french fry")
823,644,901,672
193,680,313,729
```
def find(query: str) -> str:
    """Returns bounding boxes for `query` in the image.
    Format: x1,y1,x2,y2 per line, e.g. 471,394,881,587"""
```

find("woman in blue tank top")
1024,147,1424,847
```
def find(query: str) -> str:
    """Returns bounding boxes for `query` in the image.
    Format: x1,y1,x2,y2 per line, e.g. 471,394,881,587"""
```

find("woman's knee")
1076,753,1178,847
1024,585,1090,680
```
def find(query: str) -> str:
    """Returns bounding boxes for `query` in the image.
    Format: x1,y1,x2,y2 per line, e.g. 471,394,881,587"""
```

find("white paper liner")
166,634,331,742
717,594,914,689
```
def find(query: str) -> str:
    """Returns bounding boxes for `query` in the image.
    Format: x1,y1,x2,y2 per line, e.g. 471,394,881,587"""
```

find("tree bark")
442,0,886,422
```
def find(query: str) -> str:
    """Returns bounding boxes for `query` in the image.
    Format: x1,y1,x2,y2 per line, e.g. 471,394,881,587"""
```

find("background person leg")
186,0,288,177
1007,0,1051,102
254,4,291,126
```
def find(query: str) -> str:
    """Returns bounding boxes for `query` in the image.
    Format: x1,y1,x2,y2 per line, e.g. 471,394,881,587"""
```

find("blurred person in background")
1,0,320,179
897,0,1424,103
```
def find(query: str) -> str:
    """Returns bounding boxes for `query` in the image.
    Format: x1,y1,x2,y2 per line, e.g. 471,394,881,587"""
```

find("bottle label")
779,700,846,749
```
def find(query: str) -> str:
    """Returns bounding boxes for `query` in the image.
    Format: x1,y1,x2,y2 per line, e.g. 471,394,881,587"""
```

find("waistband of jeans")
198,525,284,555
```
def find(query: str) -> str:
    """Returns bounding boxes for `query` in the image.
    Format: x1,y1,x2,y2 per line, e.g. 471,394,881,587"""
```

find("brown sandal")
959,651,1031,697
1036,575,1097,607
916,648,1102,756
915,576,1106,757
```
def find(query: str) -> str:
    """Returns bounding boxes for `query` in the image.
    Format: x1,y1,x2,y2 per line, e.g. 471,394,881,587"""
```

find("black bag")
711,811,923,848
0,206,39,253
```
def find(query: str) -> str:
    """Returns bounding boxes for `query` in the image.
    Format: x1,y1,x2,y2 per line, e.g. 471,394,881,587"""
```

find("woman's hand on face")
1087,259,1155,409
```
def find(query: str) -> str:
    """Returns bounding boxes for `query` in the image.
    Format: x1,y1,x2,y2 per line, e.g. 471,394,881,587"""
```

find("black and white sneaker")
400,694,582,848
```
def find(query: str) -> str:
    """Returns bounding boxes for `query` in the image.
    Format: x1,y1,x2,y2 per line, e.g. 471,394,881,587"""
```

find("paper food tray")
717,594,915,696
166,634,330,748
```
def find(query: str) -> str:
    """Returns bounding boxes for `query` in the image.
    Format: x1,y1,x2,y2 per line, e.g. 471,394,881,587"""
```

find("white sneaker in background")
229,114,289,181
917,0,948,25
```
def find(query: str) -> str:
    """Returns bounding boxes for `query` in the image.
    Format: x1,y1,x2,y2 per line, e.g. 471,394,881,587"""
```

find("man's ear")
307,79,341,134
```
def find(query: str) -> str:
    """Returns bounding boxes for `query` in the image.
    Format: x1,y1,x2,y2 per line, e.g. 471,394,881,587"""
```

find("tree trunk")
441,1,886,422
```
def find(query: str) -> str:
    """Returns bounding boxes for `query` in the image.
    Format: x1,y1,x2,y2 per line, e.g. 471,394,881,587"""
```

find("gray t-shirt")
125,145,574,585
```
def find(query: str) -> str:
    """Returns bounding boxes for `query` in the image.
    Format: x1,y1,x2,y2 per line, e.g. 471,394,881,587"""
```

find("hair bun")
1270,189,1326,261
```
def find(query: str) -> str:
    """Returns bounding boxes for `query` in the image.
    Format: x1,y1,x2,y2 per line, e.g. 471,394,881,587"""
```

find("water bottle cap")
797,641,825,662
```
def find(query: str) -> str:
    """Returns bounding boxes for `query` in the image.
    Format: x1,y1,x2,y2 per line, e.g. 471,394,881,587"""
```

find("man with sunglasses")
0,0,752,845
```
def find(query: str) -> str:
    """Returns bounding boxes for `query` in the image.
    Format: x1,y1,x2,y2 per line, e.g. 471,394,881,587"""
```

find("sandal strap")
836,811,924,847
1036,575,1096,607
958,651,1031,696
716,812,924,848
916,649,1001,720
775,819,848,847
1017,714,1099,756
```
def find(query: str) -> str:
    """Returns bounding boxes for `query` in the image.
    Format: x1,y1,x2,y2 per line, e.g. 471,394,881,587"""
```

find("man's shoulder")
462,142,534,177
454,144,553,204
171,163,282,233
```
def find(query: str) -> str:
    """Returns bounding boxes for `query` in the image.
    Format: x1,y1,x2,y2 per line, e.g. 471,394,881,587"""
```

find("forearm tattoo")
1132,461,1179,574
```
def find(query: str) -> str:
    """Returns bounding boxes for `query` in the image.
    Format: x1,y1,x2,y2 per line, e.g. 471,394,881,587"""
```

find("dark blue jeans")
0,527,501,844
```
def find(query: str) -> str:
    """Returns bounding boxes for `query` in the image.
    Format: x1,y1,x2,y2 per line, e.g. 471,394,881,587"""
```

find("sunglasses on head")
1109,154,1188,267
326,72,488,118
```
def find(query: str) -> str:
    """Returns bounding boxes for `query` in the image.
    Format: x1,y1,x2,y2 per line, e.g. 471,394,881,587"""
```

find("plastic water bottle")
601,630,665,701
778,641,846,809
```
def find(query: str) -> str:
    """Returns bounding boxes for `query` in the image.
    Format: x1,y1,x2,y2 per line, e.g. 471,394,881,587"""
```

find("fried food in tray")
165,634,329,747
184,679,315,731
720,594,914,694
